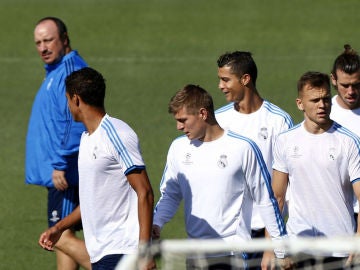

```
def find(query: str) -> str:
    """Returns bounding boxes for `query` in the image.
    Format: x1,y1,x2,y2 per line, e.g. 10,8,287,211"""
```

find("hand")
152,225,161,240
346,253,360,268
275,257,294,270
262,250,275,270
52,170,68,191
138,258,157,270
38,226,63,251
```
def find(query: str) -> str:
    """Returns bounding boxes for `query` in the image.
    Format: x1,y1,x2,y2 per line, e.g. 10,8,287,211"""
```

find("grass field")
1,0,360,268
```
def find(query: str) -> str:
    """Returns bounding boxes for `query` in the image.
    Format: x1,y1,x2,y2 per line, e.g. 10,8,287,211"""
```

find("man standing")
330,44,360,227
38,67,155,270
25,17,90,269
152,84,289,270
215,51,293,268
272,71,360,269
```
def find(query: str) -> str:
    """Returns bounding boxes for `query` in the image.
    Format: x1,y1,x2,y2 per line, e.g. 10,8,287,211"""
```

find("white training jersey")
153,130,286,244
331,95,360,213
273,122,360,257
78,114,145,263
215,100,293,229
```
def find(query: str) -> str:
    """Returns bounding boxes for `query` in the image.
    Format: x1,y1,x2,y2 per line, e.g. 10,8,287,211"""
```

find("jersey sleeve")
243,139,287,244
106,121,145,175
153,143,183,228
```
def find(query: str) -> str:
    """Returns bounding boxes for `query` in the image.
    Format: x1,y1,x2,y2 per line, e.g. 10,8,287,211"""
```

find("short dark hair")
297,71,330,96
217,51,258,85
331,44,360,79
65,67,106,108
168,84,215,117
37,17,71,45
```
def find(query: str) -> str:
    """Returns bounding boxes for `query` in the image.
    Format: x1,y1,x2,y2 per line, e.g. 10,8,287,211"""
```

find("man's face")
34,20,67,65
296,84,332,128
218,65,245,103
331,69,360,110
173,107,206,141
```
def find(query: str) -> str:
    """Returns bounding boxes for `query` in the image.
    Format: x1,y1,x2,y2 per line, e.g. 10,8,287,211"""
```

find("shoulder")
100,115,138,141
225,130,259,150
62,50,88,74
277,122,302,139
333,122,360,144
215,103,235,115
263,100,293,122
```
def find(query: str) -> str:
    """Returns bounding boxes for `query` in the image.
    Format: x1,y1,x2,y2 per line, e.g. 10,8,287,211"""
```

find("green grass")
1,0,360,268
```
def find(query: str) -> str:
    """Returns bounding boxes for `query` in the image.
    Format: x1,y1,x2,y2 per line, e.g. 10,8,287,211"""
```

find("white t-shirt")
215,100,293,229
273,122,360,256
78,114,145,263
331,95,360,213
153,130,286,244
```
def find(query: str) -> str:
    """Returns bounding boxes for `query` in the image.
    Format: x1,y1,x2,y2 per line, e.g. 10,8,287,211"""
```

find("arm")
127,169,156,270
271,169,289,213
355,182,360,236
127,169,154,245
38,206,81,251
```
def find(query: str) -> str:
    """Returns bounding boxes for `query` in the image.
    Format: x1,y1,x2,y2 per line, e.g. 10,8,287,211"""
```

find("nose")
219,80,225,90
37,42,47,53
177,121,184,131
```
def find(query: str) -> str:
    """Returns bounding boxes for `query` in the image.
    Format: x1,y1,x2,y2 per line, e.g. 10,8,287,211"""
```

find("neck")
83,109,106,135
303,119,333,134
234,89,263,114
200,123,224,142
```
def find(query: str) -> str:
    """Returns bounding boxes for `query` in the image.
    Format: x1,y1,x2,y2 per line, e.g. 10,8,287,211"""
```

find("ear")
241,74,251,86
199,108,208,120
72,94,80,107
296,98,304,111
330,73,337,87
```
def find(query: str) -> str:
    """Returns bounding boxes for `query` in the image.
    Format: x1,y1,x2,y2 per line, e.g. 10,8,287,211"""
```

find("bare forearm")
138,190,154,243
55,206,81,232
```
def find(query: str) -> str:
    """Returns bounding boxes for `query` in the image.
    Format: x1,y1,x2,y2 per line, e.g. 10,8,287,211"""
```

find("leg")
47,187,91,269
55,229,91,270
55,248,79,270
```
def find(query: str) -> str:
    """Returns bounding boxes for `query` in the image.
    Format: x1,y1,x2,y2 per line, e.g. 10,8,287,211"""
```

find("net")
116,236,360,270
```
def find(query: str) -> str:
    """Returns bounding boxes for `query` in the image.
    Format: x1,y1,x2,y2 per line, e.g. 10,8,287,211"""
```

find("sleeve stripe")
228,130,287,235
101,117,134,168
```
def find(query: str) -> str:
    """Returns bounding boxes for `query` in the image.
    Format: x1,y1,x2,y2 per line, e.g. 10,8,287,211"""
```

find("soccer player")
152,84,290,270
272,71,360,269
330,44,360,228
215,51,294,269
38,67,155,270
25,17,90,270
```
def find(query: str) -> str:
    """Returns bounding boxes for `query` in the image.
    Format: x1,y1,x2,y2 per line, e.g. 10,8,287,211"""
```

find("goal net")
116,236,360,269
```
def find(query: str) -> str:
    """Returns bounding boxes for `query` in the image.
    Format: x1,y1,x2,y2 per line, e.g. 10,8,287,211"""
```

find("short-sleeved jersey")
78,114,145,263
215,100,293,229
331,95,360,213
153,130,286,244
273,122,360,256
25,50,87,187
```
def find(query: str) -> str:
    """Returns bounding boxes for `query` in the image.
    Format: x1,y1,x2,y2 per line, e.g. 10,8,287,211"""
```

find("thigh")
91,254,123,270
